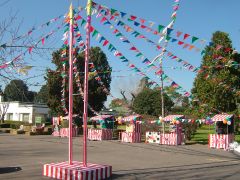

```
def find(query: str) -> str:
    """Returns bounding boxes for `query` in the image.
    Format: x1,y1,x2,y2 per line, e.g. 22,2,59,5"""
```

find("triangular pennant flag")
130,46,137,51
28,46,33,54
81,19,86,27
130,15,137,20
120,12,127,18
176,31,182,37
171,38,177,43
167,28,173,35
183,34,190,40
178,41,184,45
103,40,109,46
92,30,99,37
158,25,165,33
100,17,107,23
192,36,199,43
41,38,45,45
134,21,140,26
110,8,117,15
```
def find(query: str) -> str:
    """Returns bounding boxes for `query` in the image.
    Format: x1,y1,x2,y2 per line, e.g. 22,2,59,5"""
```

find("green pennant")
92,30,98,38
81,19,86,27
166,35,171,41
108,44,113,50
201,50,206,55
127,18,133,22
116,33,122,37
120,56,126,60
147,64,154,67
64,27,69,33
110,8,117,15
192,36,199,43
136,53,143,57
158,25,165,33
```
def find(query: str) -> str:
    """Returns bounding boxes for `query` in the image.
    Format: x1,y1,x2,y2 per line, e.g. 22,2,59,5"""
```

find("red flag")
28,46,33,54
130,15,137,20
130,46,137,51
183,34,190,40
103,40,109,46
178,41,184,45
100,17,107,23
41,38,45,45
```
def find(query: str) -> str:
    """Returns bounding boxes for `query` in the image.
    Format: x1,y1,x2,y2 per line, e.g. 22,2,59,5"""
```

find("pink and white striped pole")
68,4,74,165
83,0,92,167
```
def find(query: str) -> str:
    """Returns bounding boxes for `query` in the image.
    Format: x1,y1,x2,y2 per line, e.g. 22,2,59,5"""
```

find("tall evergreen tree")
192,31,240,115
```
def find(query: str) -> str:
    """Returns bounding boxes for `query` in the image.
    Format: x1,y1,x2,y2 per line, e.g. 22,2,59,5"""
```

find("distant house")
0,94,49,124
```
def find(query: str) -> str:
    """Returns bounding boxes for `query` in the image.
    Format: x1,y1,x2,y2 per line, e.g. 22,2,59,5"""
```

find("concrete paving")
0,133,240,179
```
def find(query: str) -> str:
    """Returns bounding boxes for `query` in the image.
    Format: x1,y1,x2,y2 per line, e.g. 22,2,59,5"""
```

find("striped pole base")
43,161,112,180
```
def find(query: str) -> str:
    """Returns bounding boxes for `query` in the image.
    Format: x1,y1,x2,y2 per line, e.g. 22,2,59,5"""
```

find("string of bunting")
84,13,192,97
0,14,64,50
77,16,190,95
92,1,203,53
92,1,238,57
60,11,100,115
0,22,64,70
94,6,200,73
73,16,116,100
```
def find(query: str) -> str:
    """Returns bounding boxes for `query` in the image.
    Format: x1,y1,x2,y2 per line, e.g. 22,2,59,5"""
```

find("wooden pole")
83,0,92,167
68,3,74,165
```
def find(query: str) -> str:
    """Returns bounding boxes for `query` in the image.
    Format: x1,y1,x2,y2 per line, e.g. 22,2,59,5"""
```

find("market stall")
121,115,142,143
209,114,235,150
52,116,78,137
88,115,114,141
160,115,185,145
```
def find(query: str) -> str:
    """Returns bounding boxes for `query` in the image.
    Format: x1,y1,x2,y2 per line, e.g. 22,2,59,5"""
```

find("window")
7,113,13,120
22,113,30,122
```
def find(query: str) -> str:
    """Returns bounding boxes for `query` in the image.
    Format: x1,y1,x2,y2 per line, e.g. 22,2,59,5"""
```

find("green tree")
35,84,48,103
192,31,240,115
133,87,174,116
164,86,190,113
4,80,35,102
46,46,111,116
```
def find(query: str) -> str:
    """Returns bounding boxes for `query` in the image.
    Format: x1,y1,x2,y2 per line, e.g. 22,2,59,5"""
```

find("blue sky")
0,0,240,105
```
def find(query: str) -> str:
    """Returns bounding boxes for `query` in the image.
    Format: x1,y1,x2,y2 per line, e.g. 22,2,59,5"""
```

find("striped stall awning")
90,115,114,121
122,114,142,122
164,115,184,122
212,114,233,122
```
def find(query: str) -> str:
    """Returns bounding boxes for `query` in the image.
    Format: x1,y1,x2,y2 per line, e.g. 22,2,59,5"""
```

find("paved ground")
0,133,240,180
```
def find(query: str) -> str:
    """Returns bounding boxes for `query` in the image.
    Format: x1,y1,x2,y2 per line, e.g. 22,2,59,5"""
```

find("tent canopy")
122,114,142,122
90,115,114,121
212,114,233,122
164,115,184,122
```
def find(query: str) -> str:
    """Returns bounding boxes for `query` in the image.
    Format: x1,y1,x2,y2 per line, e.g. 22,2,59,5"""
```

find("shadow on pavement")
0,167,22,174
112,160,240,179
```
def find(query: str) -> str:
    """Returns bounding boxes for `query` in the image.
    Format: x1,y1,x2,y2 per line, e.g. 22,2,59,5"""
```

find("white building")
0,95,49,124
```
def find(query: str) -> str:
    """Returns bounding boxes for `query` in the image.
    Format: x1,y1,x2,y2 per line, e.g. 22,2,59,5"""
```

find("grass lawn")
190,125,240,144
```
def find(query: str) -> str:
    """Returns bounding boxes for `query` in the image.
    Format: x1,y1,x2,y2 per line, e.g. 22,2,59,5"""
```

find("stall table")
121,115,142,143
88,128,113,141
52,127,78,137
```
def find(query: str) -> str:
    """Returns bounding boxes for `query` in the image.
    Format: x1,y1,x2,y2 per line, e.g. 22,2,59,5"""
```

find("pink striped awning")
164,115,184,122
90,115,114,121
122,114,142,122
212,114,233,122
